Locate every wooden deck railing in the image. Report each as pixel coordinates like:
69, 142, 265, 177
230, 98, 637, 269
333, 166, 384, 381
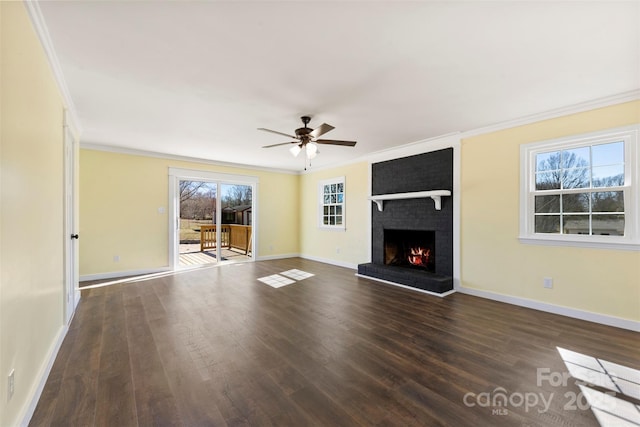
200, 224, 252, 255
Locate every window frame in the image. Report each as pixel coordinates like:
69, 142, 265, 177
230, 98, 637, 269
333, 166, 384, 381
318, 176, 346, 231
519, 125, 639, 250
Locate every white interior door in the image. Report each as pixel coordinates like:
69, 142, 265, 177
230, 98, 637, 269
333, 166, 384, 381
63, 115, 78, 324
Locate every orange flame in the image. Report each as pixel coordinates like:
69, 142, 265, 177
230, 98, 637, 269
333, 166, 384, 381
408, 247, 430, 266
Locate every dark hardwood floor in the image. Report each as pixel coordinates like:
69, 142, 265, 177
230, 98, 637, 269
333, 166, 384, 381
30, 258, 639, 426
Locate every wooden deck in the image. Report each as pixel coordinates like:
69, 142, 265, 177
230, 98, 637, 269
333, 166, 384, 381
31, 258, 640, 426
179, 244, 251, 267
179, 250, 217, 266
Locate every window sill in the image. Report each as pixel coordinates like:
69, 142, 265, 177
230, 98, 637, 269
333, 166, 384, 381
319, 226, 346, 232
518, 236, 640, 251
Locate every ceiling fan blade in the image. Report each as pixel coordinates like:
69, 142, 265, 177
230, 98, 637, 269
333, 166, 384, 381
315, 139, 357, 147
310, 123, 335, 138
262, 141, 296, 148
258, 128, 298, 139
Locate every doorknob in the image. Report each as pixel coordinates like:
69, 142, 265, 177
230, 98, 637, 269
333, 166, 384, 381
71, 234, 79, 240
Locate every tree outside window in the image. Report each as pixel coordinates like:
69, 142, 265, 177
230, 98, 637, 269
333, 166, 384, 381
318, 177, 346, 230
520, 125, 638, 250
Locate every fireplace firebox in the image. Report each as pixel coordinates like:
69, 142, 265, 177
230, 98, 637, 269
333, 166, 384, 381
384, 229, 435, 272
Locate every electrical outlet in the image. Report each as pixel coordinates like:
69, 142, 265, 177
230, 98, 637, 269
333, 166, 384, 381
543, 277, 553, 289
113, 255, 120, 262
8, 369, 14, 401
336, 247, 341, 254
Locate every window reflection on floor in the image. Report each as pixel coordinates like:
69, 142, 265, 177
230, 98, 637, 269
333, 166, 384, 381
557, 347, 640, 426
257, 269, 314, 288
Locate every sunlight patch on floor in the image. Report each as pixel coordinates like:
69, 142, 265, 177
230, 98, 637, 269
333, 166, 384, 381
556, 347, 640, 427
280, 269, 315, 280
257, 269, 314, 288
257, 274, 296, 288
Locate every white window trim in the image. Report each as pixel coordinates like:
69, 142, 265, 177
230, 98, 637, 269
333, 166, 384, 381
519, 124, 639, 251
318, 176, 346, 231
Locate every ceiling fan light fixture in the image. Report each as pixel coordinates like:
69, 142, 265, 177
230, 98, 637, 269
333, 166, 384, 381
290, 144, 302, 157
306, 142, 318, 159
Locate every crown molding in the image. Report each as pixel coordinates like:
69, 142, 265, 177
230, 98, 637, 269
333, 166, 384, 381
83, 89, 638, 177
298, 156, 369, 174
302, 92, 640, 173
309, 91, 640, 173
300, 132, 462, 175
365, 132, 462, 165
80, 143, 299, 175
460, 90, 640, 139
24, 0, 82, 134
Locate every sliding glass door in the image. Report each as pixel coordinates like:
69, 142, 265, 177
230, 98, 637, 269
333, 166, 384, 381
169, 168, 257, 269
220, 183, 253, 262
178, 180, 218, 267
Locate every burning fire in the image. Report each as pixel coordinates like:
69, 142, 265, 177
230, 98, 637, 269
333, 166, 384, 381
408, 247, 431, 267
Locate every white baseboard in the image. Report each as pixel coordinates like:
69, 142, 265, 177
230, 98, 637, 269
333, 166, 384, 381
458, 286, 640, 332
299, 254, 358, 270
79, 267, 171, 282
256, 253, 301, 261
19, 324, 68, 427
355, 273, 456, 298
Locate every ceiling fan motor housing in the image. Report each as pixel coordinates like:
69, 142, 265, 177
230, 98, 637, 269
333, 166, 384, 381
295, 127, 312, 139
295, 116, 313, 139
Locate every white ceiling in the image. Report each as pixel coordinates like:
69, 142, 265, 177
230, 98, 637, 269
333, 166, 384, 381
37, 1, 640, 172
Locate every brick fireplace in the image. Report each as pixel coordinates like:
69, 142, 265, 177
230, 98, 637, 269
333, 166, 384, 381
358, 148, 454, 294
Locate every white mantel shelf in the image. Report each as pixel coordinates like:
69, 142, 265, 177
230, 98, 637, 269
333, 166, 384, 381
369, 190, 452, 211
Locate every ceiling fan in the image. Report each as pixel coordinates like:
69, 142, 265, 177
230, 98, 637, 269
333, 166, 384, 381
259, 116, 357, 160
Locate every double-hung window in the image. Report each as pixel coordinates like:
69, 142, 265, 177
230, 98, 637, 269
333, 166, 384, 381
319, 177, 345, 230
520, 125, 639, 249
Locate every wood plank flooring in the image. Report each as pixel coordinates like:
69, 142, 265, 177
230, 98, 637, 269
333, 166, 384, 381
30, 258, 639, 426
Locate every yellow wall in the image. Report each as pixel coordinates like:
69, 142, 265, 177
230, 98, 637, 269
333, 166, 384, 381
299, 162, 370, 267
79, 150, 299, 275
1, 3, 66, 425
460, 100, 640, 322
